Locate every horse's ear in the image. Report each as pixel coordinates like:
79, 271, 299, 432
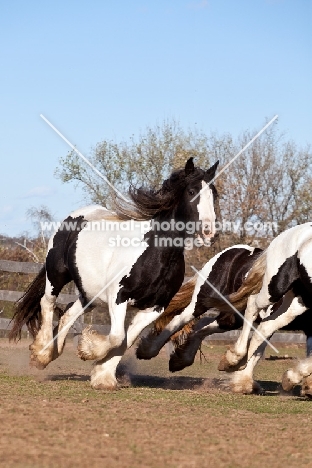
205, 160, 219, 182
185, 157, 195, 176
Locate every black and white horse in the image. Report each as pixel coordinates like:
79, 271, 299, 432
136, 243, 312, 391
197, 223, 312, 395
136, 245, 262, 362
169, 300, 312, 376
10, 158, 219, 389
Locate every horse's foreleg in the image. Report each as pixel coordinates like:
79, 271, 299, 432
230, 342, 267, 394
136, 302, 197, 359
169, 317, 224, 372
233, 292, 307, 394
91, 308, 160, 390
247, 291, 299, 359
220, 295, 260, 370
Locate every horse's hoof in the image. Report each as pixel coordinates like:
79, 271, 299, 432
29, 353, 48, 370
281, 370, 295, 392
252, 381, 265, 395
91, 380, 119, 391
77, 348, 97, 361
231, 374, 263, 394
218, 353, 247, 372
77, 339, 101, 360
218, 354, 238, 372
169, 359, 184, 373
77, 327, 106, 361
169, 353, 192, 373
218, 354, 231, 371
300, 375, 312, 398
116, 374, 131, 387
136, 338, 158, 360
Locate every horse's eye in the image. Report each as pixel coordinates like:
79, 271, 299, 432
188, 189, 195, 196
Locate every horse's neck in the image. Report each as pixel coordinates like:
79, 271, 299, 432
149, 213, 187, 239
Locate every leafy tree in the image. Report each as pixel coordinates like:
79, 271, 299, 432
26, 205, 54, 237
55, 118, 312, 266
55, 119, 218, 207
218, 125, 312, 247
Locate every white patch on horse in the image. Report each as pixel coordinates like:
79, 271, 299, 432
196, 181, 216, 246
225, 223, 312, 393
140, 244, 255, 358
69, 205, 111, 220
298, 238, 312, 281
75, 219, 151, 304
259, 304, 274, 320
258, 222, 312, 304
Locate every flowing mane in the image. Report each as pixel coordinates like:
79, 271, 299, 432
113, 166, 210, 221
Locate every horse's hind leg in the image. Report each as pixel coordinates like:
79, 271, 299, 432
54, 298, 85, 355
220, 294, 261, 370
29, 273, 73, 368
29, 283, 57, 369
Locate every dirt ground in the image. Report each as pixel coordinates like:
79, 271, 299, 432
1, 338, 312, 468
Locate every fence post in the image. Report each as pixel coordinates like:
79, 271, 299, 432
72, 286, 83, 347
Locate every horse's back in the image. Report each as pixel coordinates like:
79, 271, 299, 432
45, 205, 123, 298
267, 223, 312, 264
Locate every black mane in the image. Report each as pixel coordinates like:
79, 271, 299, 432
114, 165, 215, 220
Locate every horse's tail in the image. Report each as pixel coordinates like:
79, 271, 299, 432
152, 276, 197, 335
9, 265, 47, 341
202, 251, 268, 313
227, 250, 267, 310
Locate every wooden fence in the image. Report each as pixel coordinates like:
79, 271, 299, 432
0, 259, 84, 336
0, 259, 78, 304
0, 259, 306, 344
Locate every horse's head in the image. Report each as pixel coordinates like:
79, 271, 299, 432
177, 157, 219, 247
121, 157, 219, 247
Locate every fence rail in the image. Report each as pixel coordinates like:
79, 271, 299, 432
0, 259, 43, 274
0, 259, 307, 344
0, 259, 79, 336
0, 259, 78, 305
0, 289, 78, 305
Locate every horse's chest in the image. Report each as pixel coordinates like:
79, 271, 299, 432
116, 246, 185, 310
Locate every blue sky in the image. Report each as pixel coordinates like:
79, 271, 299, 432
0, 0, 311, 237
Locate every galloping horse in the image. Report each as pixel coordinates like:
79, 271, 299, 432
9, 158, 219, 390
136, 245, 262, 362
137, 244, 312, 378
195, 223, 312, 395
168, 299, 312, 375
